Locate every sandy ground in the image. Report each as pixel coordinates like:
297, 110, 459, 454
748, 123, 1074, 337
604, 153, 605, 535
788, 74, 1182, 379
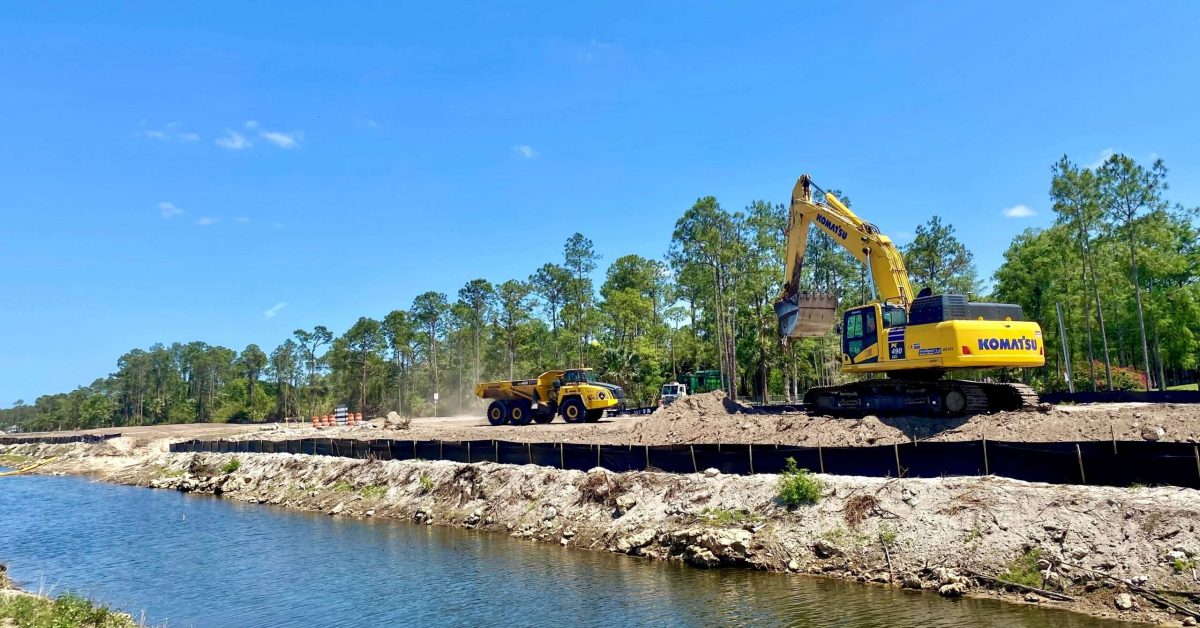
12, 393, 1200, 448
6, 438, 1200, 625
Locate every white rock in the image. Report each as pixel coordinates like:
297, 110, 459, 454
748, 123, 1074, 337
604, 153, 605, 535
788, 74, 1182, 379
704, 468, 720, 478
330, 502, 345, 515
1114, 593, 1134, 610
787, 560, 799, 571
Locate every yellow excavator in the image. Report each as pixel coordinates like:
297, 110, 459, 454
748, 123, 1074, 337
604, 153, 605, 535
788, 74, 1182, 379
774, 175, 1044, 416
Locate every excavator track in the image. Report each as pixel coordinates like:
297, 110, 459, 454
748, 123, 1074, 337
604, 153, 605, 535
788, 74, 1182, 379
804, 379, 1040, 418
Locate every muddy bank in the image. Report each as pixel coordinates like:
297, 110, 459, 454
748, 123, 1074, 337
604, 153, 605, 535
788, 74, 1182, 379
6, 439, 1200, 624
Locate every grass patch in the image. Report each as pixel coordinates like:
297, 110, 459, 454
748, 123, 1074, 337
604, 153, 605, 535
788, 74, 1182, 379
0, 454, 33, 468
1172, 557, 1197, 574
997, 548, 1045, 588
359, 485, 387, 499
330, 481, 354, 493
963, 525, 983, 543
1167, 383, 1198, 391
777, 457, 822, 507
878, 523, 897, 547
699, 508, 763, 527
0, 592, 136, 627
220, 458, 241, 474
418, 474, 434, 494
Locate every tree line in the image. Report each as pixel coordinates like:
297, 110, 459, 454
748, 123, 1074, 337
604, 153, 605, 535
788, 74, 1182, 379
4, 153, 1196, 431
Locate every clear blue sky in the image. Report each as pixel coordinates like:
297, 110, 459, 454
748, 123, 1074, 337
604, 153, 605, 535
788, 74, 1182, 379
2, 2, 1197, 405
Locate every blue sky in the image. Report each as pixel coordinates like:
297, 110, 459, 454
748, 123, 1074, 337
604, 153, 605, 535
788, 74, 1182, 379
2, 2, 1198, 404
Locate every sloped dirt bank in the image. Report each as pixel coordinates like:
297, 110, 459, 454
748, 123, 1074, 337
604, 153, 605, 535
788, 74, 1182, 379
5, 440, 1200, 625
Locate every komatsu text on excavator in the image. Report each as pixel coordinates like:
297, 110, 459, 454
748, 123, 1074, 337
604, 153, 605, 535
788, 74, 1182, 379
774, 175, 1044, 416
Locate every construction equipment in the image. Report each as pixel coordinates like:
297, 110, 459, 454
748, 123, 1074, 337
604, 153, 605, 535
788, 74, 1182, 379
774, 174, 1044, 416
683, 370, 723, 395
475, 368, 625, 425
659, 382, 688, 406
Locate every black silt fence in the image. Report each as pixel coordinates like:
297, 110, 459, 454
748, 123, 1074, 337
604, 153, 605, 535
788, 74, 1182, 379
0, 433, 121, 446
166, 437, 1200, 490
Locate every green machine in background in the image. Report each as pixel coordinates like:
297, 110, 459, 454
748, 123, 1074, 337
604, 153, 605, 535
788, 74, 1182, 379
684, 370, 723, 395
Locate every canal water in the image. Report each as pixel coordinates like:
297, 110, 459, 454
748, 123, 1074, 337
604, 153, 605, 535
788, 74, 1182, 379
0, 472, 1131, 627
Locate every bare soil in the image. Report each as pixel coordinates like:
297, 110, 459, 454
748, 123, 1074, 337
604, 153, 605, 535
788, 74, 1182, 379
14, 393, 1200, 448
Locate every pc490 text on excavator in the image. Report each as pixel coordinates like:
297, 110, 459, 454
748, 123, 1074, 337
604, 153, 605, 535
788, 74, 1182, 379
774, 175, 1044, 417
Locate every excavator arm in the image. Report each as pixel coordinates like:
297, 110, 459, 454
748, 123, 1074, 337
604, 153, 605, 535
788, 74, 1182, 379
775, 175, 915, 338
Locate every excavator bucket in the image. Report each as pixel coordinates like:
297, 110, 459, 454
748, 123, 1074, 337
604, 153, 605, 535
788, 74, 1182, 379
774, 291, 839, 338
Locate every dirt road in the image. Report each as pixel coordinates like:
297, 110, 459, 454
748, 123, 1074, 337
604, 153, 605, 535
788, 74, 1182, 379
13, 392, 1200, 447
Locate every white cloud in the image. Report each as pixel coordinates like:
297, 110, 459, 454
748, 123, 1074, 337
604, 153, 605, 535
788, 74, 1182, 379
513, 144, 537, 158
158, 201, 184, 218
142, 125, 200, 142
1002, 204, 1036, 218
363, 118, 380, 128
196, 216, 218, 226
244, 120, 259, 129
234, 216, 250, 223
1088, 148, 1115, 170
215, 131, 252, 150
260, 130, 304, 149
263, 302, 287, 319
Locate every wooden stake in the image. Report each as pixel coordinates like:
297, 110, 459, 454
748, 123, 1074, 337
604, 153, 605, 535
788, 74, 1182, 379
1076, 443, 1086, 485
1194, 446, 1200, 485
494, 439, 499, 463
893, 443, 903, 478
818, 441, 825, 474
1111, 423, 1118, 455
597, 444, 601, 469
982, 434, 990, 476
467, 441, 472, 464
559, 442, 564, 469
527, 442, 532, 465
645, 445, 650, 470
690, 445, 698, 473
749, 443, 755, 474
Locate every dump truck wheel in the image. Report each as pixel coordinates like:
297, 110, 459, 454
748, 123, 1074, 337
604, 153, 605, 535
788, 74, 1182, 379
486, 401, 508, 426
561, 397, 586, 423
532, 411, 554, 424
584, 409, 603, 422
509, 400, 533, 426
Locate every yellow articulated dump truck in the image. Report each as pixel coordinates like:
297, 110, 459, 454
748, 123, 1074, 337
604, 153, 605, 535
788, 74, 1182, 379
474, 368, 625, 425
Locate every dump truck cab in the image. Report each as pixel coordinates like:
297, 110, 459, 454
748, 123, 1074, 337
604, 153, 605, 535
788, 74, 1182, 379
475, 368, 624, 426
660, 382, 687, 406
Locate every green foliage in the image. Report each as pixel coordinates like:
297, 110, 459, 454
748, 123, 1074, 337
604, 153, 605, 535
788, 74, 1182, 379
359, 485, 387, 499
221, 458, 241, 474
0, 592, 136, 628
699, 508, 763, 527
903, 215, 979, 296
997, 548, 1044, 588
3, 152, 1198, 429
418, 474, 434, 494
777, 457, 822, 507
878, 523, 897, 547
330, 481, 354, 492
1172, 557, 1196, 574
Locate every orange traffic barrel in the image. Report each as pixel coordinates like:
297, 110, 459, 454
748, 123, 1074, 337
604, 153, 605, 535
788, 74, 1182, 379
312, 416, 319, 428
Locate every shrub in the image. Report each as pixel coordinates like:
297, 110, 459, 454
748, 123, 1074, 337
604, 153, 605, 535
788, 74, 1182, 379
0, 592, 135, 628
777, 457, 822, 507
221, 458, 241, 474
418, 474, 434, 494
700, 508, 762, 527
998, 548, 1044, 588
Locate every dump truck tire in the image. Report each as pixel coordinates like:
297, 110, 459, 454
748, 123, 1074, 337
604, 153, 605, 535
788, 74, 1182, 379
585, 409, 603, 422
509, 400, 533, 426
561, 397, 587, 423
533, 411, 554, 424
487, 401, 508, 426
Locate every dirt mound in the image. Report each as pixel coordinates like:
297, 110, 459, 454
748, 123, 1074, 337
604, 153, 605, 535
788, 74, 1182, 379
629, 391, 786, 444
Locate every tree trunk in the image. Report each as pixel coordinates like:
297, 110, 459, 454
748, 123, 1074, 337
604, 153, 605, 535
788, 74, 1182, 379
1129, 237, 1153, 390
